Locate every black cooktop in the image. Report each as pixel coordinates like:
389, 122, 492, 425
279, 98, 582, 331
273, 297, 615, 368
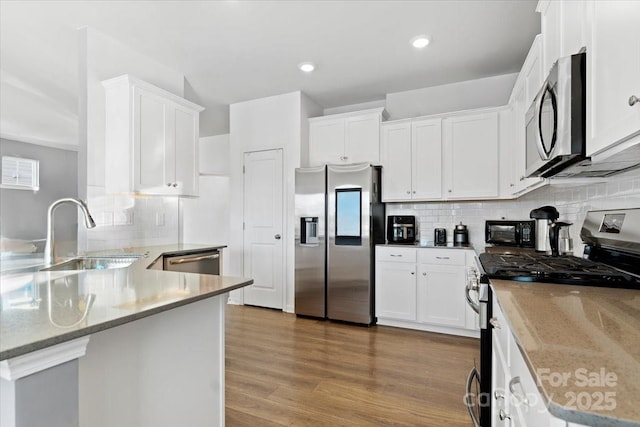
478, 252, 640, 289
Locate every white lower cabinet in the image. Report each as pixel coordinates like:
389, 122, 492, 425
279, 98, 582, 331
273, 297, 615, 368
376, 250, 417, 321
492, 294, 585, 427
375, 246, 478, 337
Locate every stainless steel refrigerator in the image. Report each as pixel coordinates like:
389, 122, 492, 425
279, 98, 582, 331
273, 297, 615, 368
294, 163, 385, 325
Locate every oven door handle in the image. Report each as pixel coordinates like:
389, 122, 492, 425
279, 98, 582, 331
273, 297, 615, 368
466, 282, 480, 314
465, 367, 481, 427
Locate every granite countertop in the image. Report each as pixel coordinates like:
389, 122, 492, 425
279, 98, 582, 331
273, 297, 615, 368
0, 244, 253, 361
492, 279, 640, 427
378, 243, 475, 251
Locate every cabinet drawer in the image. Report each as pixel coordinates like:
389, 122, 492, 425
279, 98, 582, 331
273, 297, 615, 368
491, 294, 509, 367
376, 246, 416, 263
418, 249, 466, 266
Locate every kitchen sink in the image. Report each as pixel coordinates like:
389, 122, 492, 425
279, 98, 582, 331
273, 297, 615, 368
40, 255, 142, 272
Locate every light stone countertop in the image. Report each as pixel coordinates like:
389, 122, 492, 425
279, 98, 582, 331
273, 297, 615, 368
492, 279, 640, 427
0, 244, 253, 361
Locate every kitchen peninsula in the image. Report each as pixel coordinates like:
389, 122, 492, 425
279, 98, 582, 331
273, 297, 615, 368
0, 245, 253, 427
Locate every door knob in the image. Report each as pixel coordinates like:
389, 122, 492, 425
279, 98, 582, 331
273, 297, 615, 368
274, 234, 281, 240
629, 95, 640, 106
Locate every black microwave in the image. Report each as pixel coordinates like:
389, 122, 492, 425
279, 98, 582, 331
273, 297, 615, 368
485, 220, 535, 247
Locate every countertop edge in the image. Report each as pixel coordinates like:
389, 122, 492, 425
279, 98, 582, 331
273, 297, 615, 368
0, 276, 252, 361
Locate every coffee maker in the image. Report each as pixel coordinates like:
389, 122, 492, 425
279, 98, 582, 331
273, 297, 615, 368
387, 216, 416, 244
529, 206, 571, 256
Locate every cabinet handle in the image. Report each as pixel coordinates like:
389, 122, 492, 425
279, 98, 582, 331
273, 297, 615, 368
509, 376, 529, 405
406, 190, 411, 194
435, 256, 450, 260
629, 95, 640, 106
172, 183, 178, 188
166, 183, 172, 187
410, 271, 415, 275
448, 189, 452, 193
422, 272, 427, 276
494, 390, 505, 400
519, 175, 525, 181
499, 409, 511, 421
343, 156, 349, 161
510, 183, 515, 187
389, 254, 403, 257
412, 190, 416, 194
489, 317, 500, 329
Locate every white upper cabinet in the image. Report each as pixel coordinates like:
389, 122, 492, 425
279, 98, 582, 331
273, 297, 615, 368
308, 108, 386, 166
412, 118, 443, 199
380, 121, 412, 201
103, 75, 204, 197
443, 111, 499, 199
539, 0, 587, 77
587, 0, 640, 156
380, 117, 442, 201
522, 35, 543, 109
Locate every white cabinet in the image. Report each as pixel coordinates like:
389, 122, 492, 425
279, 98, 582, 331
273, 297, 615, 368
443, 111, 499, 199
539, 0, 587, 77
491, 294, 579, 427
308, 108, 386, 166
523, 35, 543, 111
380, 118, 442, 201
587, 0, 640, 156
375, 247, 417, 321
416, 250, 467, 328
375, 247, 478, 337
103, 75, 204, 197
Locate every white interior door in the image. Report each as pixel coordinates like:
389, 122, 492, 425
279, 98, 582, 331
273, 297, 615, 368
243, 149, 284, 309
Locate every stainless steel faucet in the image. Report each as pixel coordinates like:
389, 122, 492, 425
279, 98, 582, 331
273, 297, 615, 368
44, 198, 97, 266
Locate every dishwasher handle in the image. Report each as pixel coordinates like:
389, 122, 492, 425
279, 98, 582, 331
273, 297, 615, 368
167, 253, 220, 265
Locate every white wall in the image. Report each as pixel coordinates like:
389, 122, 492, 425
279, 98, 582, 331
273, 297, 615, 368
385, 73, 518, 120
228, 91, 321, 311
386, 168, 640, 255
181, 134, 231, 273
77, 26, 185, 251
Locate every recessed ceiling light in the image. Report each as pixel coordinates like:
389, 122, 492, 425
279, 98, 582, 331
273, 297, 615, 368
299, 62, 315, 73
411, 35, 430, 49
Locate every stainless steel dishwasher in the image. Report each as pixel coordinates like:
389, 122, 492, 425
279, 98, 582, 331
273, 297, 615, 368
162, 249, 221, 275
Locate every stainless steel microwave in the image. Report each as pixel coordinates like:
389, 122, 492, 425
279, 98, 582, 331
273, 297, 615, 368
525, 52, 586, 178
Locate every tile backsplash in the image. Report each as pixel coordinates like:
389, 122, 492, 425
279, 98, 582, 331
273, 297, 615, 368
387, 168, 640, 255
84, 185, 179, 251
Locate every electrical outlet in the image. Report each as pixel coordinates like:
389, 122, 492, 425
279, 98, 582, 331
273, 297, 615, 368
156, 212, 165, 227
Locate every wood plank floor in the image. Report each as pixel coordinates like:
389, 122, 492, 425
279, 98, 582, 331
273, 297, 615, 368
225, 305, 479, 426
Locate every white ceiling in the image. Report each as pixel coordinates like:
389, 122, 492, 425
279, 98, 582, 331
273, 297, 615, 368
0, 0, 540, 144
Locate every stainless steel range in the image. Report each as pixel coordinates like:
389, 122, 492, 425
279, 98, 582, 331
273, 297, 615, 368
479, 208, 640, 288
465, 208, 640, 427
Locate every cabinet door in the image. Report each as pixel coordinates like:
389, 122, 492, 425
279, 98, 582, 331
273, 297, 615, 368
588, 0, 640, 156
417, 263, 466, 327
443, 112, 499, 199
509, 83, 543, 195
376, 261, 417, 320
308, 118, 345, 166
346, 113, 380, 165
523, 35, 543, 109
412, 118, 442, 199
173, 104, 199, 196
380, 122, 412, 201
134, 86, 170, 193
540, 0, 561, 77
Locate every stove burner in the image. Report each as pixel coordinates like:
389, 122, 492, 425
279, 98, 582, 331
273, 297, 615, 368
478, 252, 640, 289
